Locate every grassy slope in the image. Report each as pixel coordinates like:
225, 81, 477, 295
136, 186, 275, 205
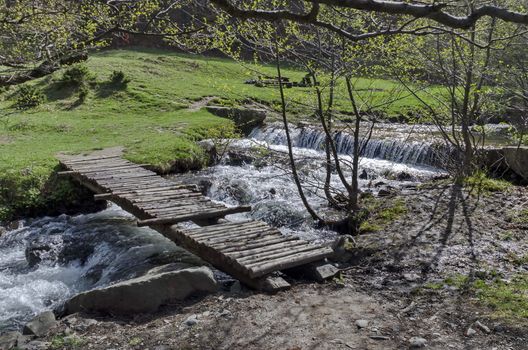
0, 48, 436, 221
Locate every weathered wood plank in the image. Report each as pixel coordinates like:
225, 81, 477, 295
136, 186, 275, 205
247, 247, 334, 278
137, 206, 252, 226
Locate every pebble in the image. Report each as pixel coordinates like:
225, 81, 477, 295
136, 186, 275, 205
355, 319, 369, 329
369, 335, 390, 340
409, 337, 427, 348
403, 273, 421, 282
474, 320, 491, 334
219, 310, 232, 318
183, 315, 198, 327
466, 327, 477, 337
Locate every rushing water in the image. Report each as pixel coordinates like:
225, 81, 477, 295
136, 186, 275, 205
250, 123, 449, 167
0, 123, 449, 332
0, 205, 201, 332
178, 125, 447, 243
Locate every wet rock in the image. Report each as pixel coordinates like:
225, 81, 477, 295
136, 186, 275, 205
409, 337, 427, 348
22, 311, 57, 337
65, 266, 218, 315
355, 319, 369, 329
25, 237, 62, 267
359, 169, 368, 179
396, 172, 415, 181
226, 179, 252, 204
0, 331, 20, 350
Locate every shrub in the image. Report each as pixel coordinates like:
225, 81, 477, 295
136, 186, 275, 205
60, 64, 93, 87
14, 85, 45, 109
109, 70, 130, 87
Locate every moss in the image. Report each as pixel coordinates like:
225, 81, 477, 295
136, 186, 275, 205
359, 197, 408, 234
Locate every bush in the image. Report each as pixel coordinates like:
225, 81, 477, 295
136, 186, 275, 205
60, 64, 93, 87
109, 70, 130, 87
14, 85, 45, 109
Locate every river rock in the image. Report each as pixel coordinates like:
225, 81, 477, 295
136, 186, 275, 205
20, 340, 50, 350
25, 237, 62, 267
0, 331, 20, 350
22, 311, 57, 337
205, 106, 267, 134
502, 146, 528, 180
409, 336, 427, 348
64, 266, 218, 315
355, 319, 369, 329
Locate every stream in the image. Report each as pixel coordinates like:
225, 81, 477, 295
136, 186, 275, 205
0, 123, 448, 331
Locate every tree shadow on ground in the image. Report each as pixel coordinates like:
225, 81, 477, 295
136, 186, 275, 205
94, 81, 128, 99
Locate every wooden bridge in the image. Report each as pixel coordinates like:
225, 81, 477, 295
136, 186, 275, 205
57, 148, 334, 291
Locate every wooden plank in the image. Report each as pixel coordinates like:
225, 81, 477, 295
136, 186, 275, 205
191, 226, 275, 243
225, 240, 306, 259
60, 155, 123, 164
238, 244, 323, 265
191, 227, 277, 245
182, 220, 259, 235
219, 236, 298, 253
137, 206, 252, 226
247, 247, 334, 278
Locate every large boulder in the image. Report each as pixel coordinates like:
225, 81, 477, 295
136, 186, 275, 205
503, 146, 528, 180
22, 311, 57, 337
206, 106, 267, 134
64, 266, 218, 315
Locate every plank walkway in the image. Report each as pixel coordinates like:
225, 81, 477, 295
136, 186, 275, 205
57, 149, 333, 289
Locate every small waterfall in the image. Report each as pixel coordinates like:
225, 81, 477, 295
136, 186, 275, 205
251, 124, 446, 168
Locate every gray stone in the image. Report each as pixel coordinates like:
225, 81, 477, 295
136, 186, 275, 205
403, 273, 421, 282
205, 106, 267, 134
503, 147, 528, 180
355, 319, 369, 329
0, 331, 20, 350
20, 340, 50, 350
22, 311, 57, 337
474, 320, 491, 334
312, 263, 340, 282
230, 281, 242, 294
465, 327, 477, 337
409, 337, 427, 348
183, 315, 198, 327
65, 266, 218, 315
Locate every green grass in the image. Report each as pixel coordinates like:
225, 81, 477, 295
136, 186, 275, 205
424, 273, 528, 323
0, 48, 436, 222
359, 197, 408, 234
